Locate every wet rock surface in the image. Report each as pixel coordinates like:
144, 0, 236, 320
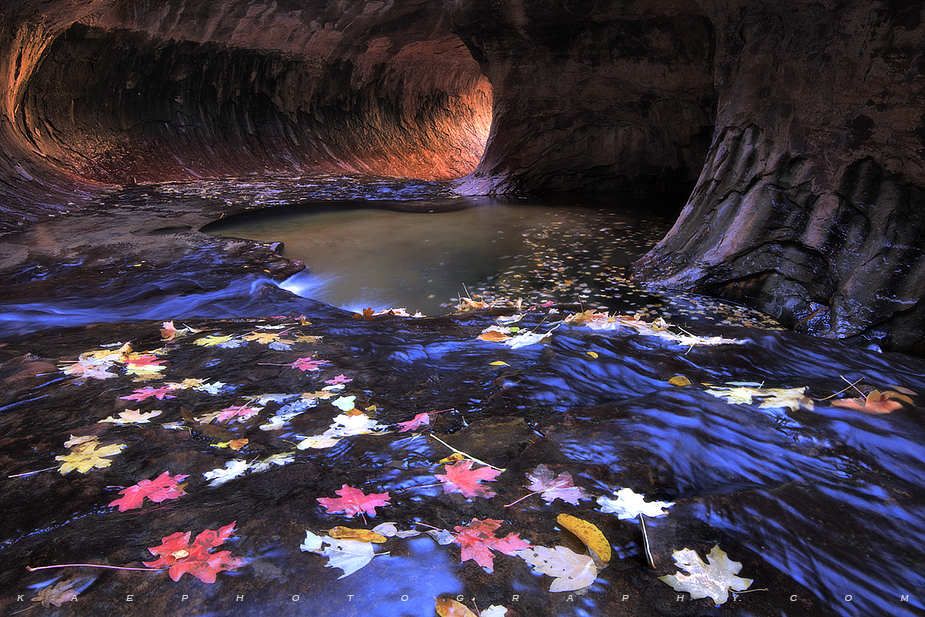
1, 303, 924, 616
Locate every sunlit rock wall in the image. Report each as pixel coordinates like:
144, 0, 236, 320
633, 1, 925, 352
0, 0, 491, 226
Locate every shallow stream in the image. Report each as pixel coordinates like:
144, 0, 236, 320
0, 176, 923, 617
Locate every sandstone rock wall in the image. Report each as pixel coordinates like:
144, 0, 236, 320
634, 0, 925, 351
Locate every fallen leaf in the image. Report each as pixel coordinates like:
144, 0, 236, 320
120, 385, 176, 401
481, 606, 509, 617
214, 404, 261, 423
669, 375, 691, 386
489, 361, 510, 366
300, 530, 380, 578
291, 356, 331, 372
659, 545, 753, 606
831, 389, 910, 414
194, 334, 244, 348
31, 577, 88, 607
397, 411, 431, 433
435, 460, 502, 498
516, 545, 597, 592
452, 518, 530, 572
143, 521, 245, 583
523, 464, 589, 505
478, 328, 511, 342
436, 598, 478, 617
586, 351, 599, 359
98, 409, 163, 424
325, 526, 388, 543
318, 485, 391, 518
597, 488, 674, 519
556, 513, 611, 564
109, 471, 188, 512
56, 440, 126, 474
203, 459, 251, 486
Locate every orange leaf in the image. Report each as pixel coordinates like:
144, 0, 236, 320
436, 598, 478, 617
478, 330, 510, 342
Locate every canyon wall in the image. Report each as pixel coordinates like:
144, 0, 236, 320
1, 0, 924, 351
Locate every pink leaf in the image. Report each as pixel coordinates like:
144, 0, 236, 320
291, 357, 331, 372
435, 460, 501, 498
525, 464, 589, 505
324, 374, 353, 385
120, 386, 176, 401
318, 484, 390, 518
109, 471, 188, 512
397, 412, 431, 433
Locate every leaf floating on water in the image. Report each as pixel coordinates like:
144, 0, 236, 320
516, 545, 597, 592
478, 328, 511, 343
489, 360, 510, 366
669, 375, 691, 386
435, 598, 479, 617
556, 513, 611, 564
658, 544, 753, 606
597, 488, 674, 519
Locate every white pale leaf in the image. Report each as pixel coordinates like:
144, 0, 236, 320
202, 459, 251, 486
300, 530, 325, 553
481, 606, 508, 617
597, 487, 674, 519
516, 545, 597, 592
658, 545, 753, 606
504, 330, 550, 349
322, 538, 377, 578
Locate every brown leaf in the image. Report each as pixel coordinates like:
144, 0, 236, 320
478, 330, 511, 342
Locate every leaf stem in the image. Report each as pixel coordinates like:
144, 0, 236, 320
428, 435, 505, 472
27, 564, 161, 572
639, 514, 655, 569
8, 467, 57, 478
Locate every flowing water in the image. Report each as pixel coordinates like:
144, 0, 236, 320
0, 176, 923, 617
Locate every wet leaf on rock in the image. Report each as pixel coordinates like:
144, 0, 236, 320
56, 438, 126, 474
831, 389, 912, 414
516, 545, 597, 592
109, 471, 188, 512
31, 577, 89, 607
522, 464, 590, 505
318, 484, 391, 519
556, 513, 611, 564
203, 459, 251, 486
658, 544, 753, 606
435, 460, 502, 498
300, 531, 380, 578
435, 598, 478, 617
98, 409, 163, 424
143, 521, 245, 583
452, 518, 530, 572
597, 488, 674, 519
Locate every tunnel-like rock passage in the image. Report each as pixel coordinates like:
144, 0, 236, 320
2, 0, 925, 353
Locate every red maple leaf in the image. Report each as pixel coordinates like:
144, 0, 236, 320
109, 471, 188, 512
435, 460, 502, 498
120, 385, 176, 401
318, 484, 390, 518
143, 521, 245, 583
291, 357, 330, 372
125, 354, 165, 367
397, 412, 431, 433
452, 518, 530, 572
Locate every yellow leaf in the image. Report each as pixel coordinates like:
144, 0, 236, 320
56, 441, 126, 474
489, 361, 509, 366
586, 351, 599, 359
556, 513, 611, 564
439, 452, 468, 465
669, 375, 691, 387
435, 598, 478, 617
325, 527, 388, 544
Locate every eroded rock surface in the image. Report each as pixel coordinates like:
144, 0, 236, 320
1, 0, 925, 350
